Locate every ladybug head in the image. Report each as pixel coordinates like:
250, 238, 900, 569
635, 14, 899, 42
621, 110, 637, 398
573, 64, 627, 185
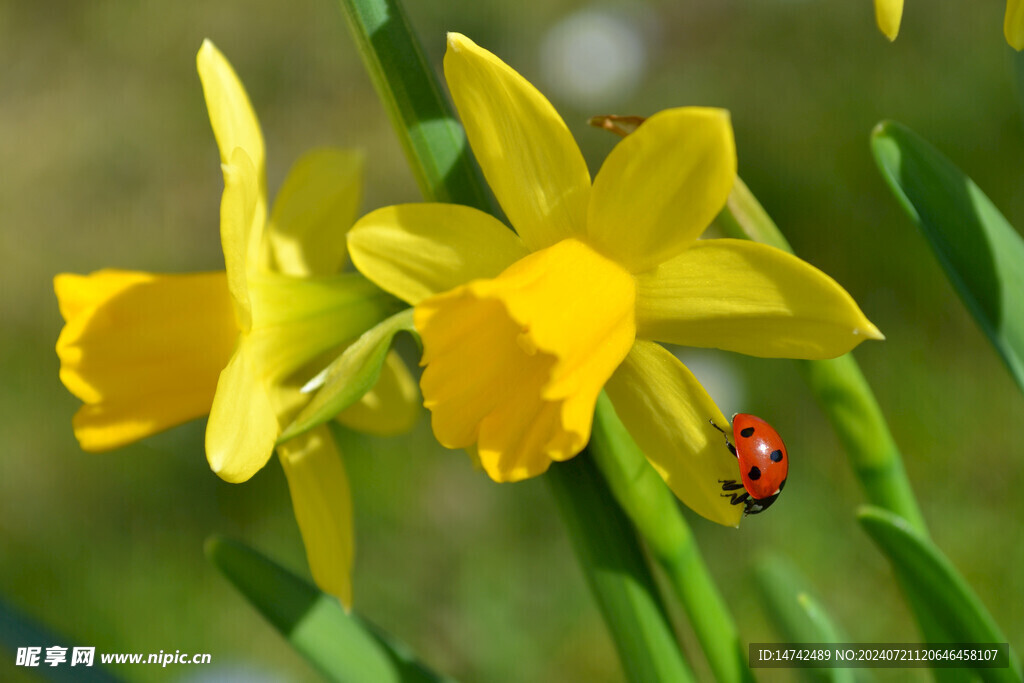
744, 478, 786, 515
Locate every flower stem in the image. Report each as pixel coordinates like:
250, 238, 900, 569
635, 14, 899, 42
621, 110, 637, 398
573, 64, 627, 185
715, 176, 927, 534
590, 393, 754, 683
546, 452, 696, 683
337, 0, 492, 211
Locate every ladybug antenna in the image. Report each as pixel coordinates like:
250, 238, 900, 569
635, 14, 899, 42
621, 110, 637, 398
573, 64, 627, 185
709, 418, 737, 457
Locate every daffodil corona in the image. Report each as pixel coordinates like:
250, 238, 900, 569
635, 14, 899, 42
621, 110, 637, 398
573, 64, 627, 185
349, 33, 884, 527
874, 0, 1024, 49
55, 41, 418, 604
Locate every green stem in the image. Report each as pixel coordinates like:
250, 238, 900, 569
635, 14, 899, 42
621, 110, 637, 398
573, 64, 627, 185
590, 393, 754, 683
337, 0, 692, 677
337, 0, 491, 210
546, 453, 695, 683
716, 177, 928, 535
799, 356, 926, 532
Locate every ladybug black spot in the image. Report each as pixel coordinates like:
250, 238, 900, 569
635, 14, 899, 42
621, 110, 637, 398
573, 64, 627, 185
740, 427, 755, 438
748, 465, 761, 480
770, 449, 783, 462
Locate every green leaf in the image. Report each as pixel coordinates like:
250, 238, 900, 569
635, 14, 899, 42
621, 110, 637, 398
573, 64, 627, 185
545, 455, 696, 683
754, 556, 856, 683
857, 507, 1022, 683
205, 536, 450, 683
280, 308, 416, 442
872, 120, 1024, 396
338, 0, 492, 211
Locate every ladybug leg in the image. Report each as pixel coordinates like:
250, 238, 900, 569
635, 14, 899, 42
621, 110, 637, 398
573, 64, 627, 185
709, 419, 737, 457
718, 479, 748, 506
721, 490, 749, 507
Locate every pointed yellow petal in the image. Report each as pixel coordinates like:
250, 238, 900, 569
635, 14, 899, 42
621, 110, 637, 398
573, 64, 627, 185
268, 149, 364, 277
875, 0, 903, 41
278, 426, 354, 607
588, 108, 737, 272
348, 203, 530, 305
415, 238, 635, 482
1007, 0, 1024, 50
636, 239, 883, 359
206, 341, 279, 482
444, 33, 590, 251
197, 39, 266, 177
54, 270, 237, 451
605, 340, 743, 527
336, 350, 420, 436
220, 148, 262, 331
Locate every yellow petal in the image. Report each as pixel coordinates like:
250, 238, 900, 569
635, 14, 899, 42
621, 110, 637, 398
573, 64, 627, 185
444, 33, 590, 251
604, 340, 743, 527
348, 203, 530, 305
197, 39, 266, 178
415, 238, 635, 482
54, 270, 237, 451
1007, 0, 1024, 50
278, 426, 354, 607
875, 0, 903, 41
206, 340, 279, 482
587, 108, 737, 272
268, 148, 364, 277
336, 350, 420, 435
220, 148, 263, 331
635, 239, 883, 359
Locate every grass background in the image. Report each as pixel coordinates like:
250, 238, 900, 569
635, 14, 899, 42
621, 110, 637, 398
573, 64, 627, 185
1, 0, 1021, 680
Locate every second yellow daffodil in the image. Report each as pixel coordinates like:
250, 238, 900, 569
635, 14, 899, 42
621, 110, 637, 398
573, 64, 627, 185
55, 41, 418, 604
349, 33, 883, 527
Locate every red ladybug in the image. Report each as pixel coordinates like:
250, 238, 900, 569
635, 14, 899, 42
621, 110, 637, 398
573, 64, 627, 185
711, 414, 788, 515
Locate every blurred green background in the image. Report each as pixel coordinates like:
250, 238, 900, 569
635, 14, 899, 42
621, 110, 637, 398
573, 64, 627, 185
1, 0, 1022, 681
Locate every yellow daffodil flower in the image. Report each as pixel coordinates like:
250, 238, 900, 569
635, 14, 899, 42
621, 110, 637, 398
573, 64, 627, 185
348, 33, 883, 527
55, 40, 418, 604
875, 0, 1024, 49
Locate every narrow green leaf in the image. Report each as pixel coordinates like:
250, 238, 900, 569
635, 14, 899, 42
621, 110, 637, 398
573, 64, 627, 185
872, 120, 1024, 395
0, 597, 122, 682
589, 393, 752, 683
892, 569, 975, 683
857, 507, 1022, 683
754, 556, 856, 683
280, 308, 416, 442
205, 536, 449, 683
338, 0, 492, 211
545, 454, 696, 683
